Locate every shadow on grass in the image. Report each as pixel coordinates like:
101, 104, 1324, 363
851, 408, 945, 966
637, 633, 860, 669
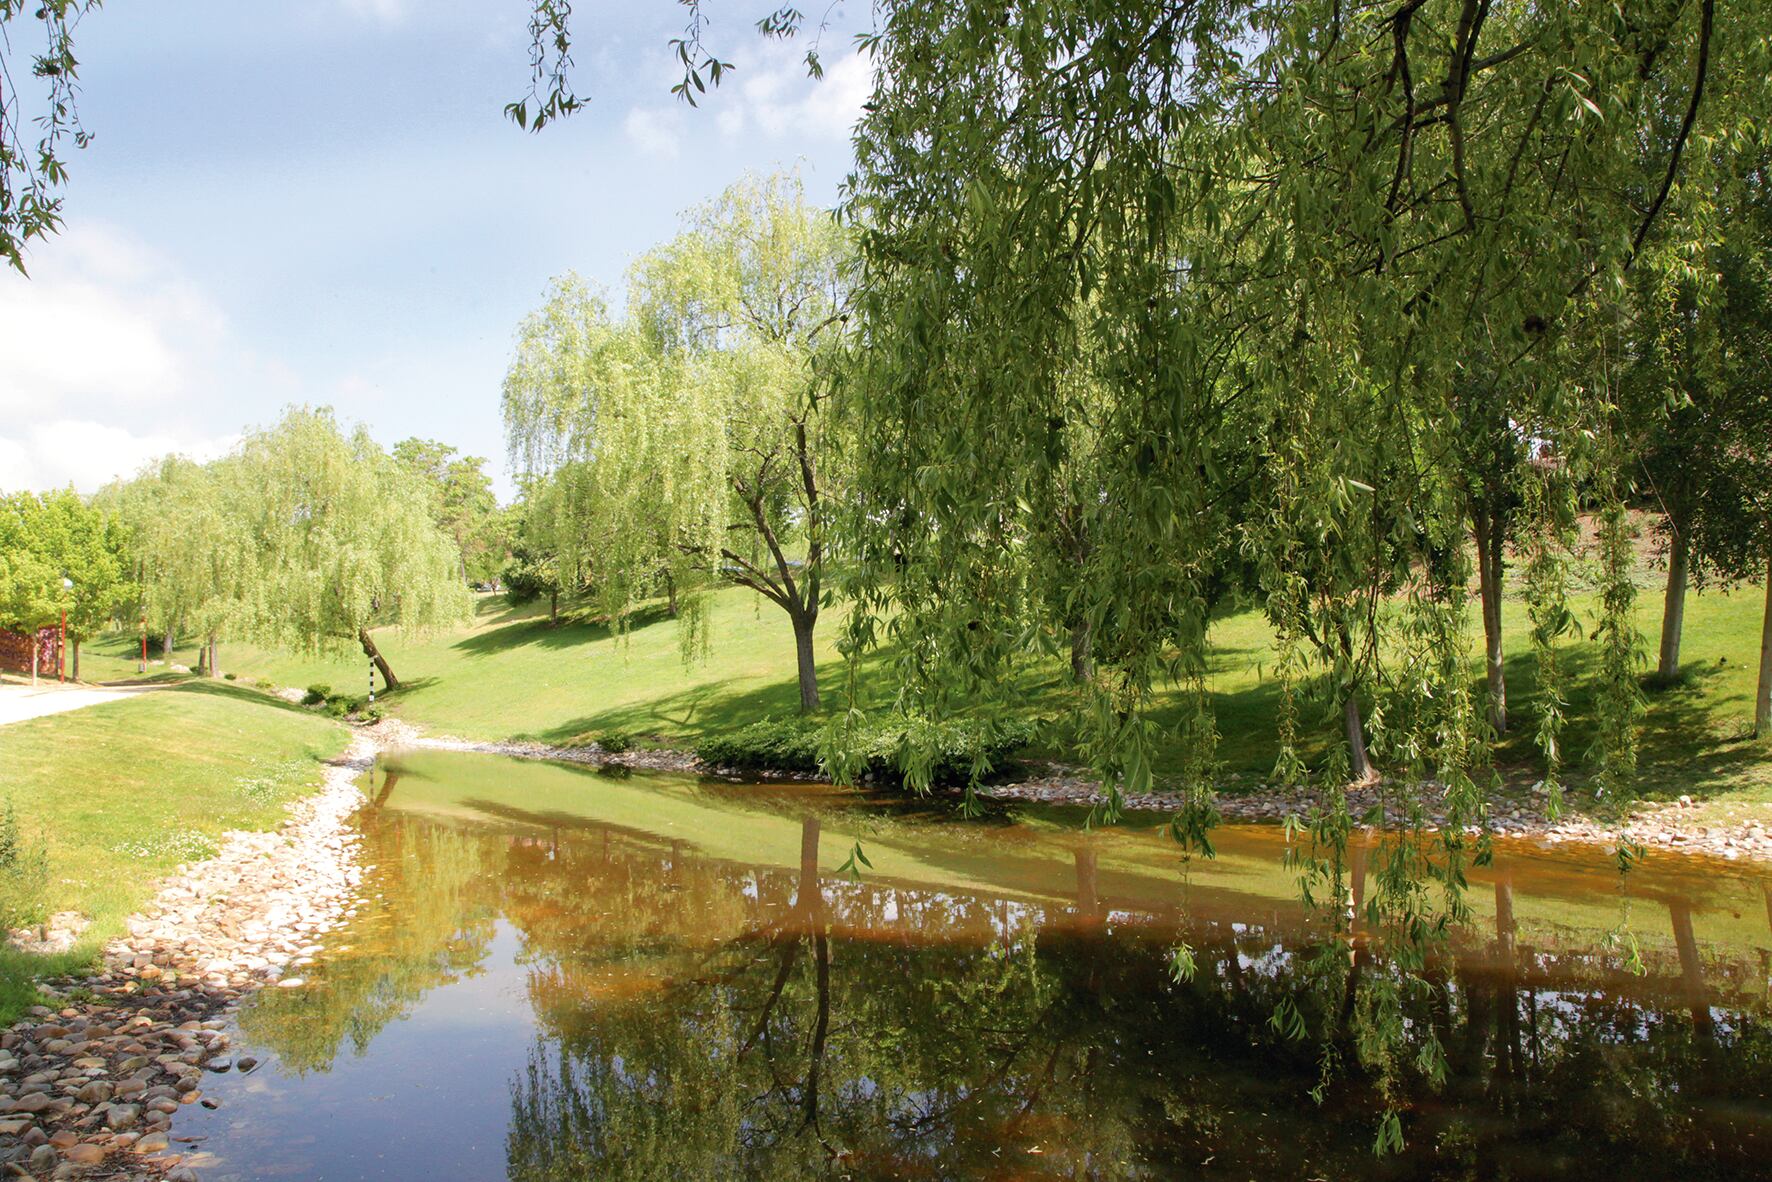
450, 602, 679, 657
158, 677, 313, 714
523, 648, 902, 746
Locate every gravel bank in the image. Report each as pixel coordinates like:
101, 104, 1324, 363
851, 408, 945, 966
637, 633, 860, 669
0, 732, 375, 1180
376, 719, 1772, 864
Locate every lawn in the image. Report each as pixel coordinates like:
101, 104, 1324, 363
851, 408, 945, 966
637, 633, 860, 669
0, 683, 347, 1021
80, 574, 1771, 809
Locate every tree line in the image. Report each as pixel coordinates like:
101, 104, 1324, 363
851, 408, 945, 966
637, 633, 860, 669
1, 410, 498, 690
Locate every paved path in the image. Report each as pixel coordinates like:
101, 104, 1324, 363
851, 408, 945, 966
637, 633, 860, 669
0, 681, 163, 727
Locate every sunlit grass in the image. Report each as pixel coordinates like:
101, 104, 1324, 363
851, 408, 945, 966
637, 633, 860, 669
0, 685, 347, 1021
80, 577, 1771, 805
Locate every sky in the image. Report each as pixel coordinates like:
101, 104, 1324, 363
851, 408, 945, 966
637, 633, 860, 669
0, 1, 872, 500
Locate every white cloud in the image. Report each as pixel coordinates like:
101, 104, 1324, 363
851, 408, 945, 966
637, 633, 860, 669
0, 222, 288, 493
715, 42, 872, 143
624, 107, 685, 159
0, 420, 236, 494
622, 41, 872, 159
0, 224, 227, 417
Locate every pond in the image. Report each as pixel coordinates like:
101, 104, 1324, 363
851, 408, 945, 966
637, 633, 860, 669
173, 749, 1772, 1180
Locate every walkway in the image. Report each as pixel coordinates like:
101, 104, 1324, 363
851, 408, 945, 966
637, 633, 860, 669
0, 680, 163, 726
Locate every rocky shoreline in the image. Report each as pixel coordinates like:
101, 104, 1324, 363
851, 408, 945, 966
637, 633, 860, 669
389, 721, 1772, 865
0, 733, 375, 1180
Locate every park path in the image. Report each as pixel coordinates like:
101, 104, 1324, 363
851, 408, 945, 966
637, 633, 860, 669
0, 680, 164, 727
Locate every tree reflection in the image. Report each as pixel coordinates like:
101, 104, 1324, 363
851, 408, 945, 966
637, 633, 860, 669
234, 796, 1772, 1179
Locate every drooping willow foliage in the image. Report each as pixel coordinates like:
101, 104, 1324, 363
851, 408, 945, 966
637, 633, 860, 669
831, 0, 1767, 1145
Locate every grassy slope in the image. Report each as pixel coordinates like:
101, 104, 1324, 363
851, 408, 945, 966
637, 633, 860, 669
0, 684, 347, 1020
83, 574, 1770, 807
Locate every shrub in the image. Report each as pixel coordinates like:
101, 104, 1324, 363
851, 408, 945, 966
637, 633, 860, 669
695, 717, 823, 774
223, 672, 237, 681
0, 800, 49, 931
302, 684, 331, 706
694, 715, 1038, 788
594, 731, 633, 754
326, 695, 365, 719
255, 678, 275, 690
362, 706, 385, 724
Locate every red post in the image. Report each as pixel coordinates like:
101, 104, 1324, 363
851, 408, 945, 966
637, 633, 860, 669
58, 611, 66, 682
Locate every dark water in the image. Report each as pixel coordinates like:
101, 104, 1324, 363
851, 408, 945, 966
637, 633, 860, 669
174, 750, 1772, 1180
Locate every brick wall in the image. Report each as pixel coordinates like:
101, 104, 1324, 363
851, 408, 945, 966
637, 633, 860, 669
0, 627, 61, 676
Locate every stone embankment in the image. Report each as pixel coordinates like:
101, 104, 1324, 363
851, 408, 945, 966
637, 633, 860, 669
990, 766, 1772, 861
0, 733, 375, 1180
388, 718, 1772, 864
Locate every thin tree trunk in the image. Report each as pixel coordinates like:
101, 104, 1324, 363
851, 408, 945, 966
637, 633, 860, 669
162, 629, 173, 661
1756, 555, 1772, 740
1343, 694, 1373, 782
1474, 508, 1507, 733
664, 570, 678, 617
1658, 527, 1690, 683
549, 590, 558, 625
358, 627, 400, 691
195, 642, 207, 677
71, 640, 80, 682
792, 609, 820, 713
1070, 619, 1094, 684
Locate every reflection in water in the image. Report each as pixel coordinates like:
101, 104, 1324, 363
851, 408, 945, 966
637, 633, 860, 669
200, 752, 1772, 1180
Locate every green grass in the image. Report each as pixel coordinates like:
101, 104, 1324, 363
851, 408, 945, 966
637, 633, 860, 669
81, 575, 1772, 808
0, 683, 347, 1021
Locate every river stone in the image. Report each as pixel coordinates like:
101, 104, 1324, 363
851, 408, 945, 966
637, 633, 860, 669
103, 1103, 139, 1130
63, 1142, 106, 1165
75, 1081, 112, 1103
136, 1131, 170, 1154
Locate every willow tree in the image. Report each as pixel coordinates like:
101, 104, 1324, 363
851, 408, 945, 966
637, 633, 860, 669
830, 0, 1754, 1146
505, 174, 848, 712
229, 407, 470, 690
100, 456, 248, 673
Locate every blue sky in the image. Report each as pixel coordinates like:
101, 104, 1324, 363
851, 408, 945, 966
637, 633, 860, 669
0, 1, 870, 499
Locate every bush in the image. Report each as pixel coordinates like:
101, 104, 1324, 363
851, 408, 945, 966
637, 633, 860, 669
302, 684, 331, 706
694, 715, 1038, 788
594, 731, 633, 754
326, 695, 365, 719
695, 717, 823, 774
255, 678, 275, 690
223, 672, 237, 681
361, 706, 385, 725
0, 799, 48, 931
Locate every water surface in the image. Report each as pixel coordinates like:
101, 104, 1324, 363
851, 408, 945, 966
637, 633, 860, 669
176, 750, 1772, 1179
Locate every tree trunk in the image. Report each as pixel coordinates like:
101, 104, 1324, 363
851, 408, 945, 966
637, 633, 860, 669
195, 642, 207, 677
1070, 619, 1094, 684
1473, 508, 1507, 734
71, 640, 80, 682
1658, 527, 1690, 683
1343, 694, 1373, 783
162, 629, 173, 661
549, 590, 558, 625
792, 609, 820, 713
358, 627, 400, 691
664, 570, 678, 618
1756, 555, 1772, 740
